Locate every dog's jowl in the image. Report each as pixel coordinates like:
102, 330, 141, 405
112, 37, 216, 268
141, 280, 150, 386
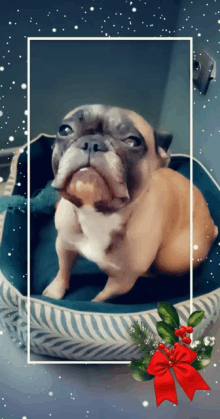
42, 104, 218, 302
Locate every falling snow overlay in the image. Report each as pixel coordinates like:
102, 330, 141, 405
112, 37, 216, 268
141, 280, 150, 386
0, 0, 220, 418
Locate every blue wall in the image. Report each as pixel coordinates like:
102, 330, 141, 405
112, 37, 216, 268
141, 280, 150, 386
159, 40, 190, 155
30, 40, 177, 139
160, 0, 220, 185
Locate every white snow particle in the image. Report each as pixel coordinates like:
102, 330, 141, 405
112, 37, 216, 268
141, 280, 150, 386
193, 244, 199, 250
90, 7, 94, 11
132, 7, 137, 12
9, 136, 14, 141
0, 111, 3, 117
49, 391, 53, 396
21, 83, 27, 89
52, 28, 57, 32
198, 33, 201, 36
8, 253, 11, 256
0, 177, 3, 183
74, 25, 78, 29
142, 401, 149, 407
0, 67, 4, 71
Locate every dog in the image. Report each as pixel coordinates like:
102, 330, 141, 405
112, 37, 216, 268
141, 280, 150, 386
42, 104, 218, 302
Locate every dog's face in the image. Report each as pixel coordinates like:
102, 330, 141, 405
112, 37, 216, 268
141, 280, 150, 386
51, 104, 172, 213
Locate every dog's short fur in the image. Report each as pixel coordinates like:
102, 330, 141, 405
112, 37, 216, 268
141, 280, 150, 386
43, 104, 218, 302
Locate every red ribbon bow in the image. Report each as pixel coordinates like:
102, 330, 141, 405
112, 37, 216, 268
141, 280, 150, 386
147, 344, 210, 406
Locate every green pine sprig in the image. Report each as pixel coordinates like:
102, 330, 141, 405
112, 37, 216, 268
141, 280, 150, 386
128, 321, 160, 358
128, 321, 160, 381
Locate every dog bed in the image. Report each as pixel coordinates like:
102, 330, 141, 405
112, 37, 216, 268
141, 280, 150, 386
0, 134, 219, 361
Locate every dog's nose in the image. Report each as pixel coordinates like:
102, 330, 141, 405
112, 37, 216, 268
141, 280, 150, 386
76, 137, 108, 153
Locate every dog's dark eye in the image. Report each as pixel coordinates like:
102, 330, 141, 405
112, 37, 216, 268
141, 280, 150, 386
59, 125, 73, 137
124, 136, 141, 147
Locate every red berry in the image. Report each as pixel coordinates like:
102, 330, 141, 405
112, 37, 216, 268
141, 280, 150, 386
165, 348, 171, 356
170, 348, 175, 354
174, 329, 180, 336
158, 342, 165, 350
174, 342, 180, 348
182, 336, 191, 344
169, 362, 174, 367
180, 326, 186, 331
179, 326, 187, 337
169, 355, 175, 362
186, 326, 193, 333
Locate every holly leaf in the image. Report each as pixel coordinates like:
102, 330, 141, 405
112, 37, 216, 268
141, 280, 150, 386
187, 311, 204, 327
129, 358, 154, 381
156, 321, 178, 345
191, 346, 213, 370
157, 301, 179, 328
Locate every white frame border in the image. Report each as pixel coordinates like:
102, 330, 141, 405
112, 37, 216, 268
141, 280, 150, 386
27, 37, 193, 364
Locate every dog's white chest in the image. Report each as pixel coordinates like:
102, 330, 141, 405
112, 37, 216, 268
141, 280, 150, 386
74, 206, 122, 264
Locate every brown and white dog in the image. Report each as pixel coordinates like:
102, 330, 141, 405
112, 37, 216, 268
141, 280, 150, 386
42, 104, 218, 302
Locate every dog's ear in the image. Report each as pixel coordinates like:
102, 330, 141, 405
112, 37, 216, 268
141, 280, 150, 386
154, 131, 173, 152
154, 131, 173, 167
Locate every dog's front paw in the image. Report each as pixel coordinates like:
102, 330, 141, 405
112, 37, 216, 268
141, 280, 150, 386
91, 292, 106, 303
42, 275, 69, 300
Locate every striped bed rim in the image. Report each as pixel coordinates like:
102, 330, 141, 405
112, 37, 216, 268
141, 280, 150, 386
0, 270, 220, 361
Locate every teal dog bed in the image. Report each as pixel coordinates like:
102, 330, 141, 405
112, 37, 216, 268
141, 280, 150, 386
0, 134, 219, 361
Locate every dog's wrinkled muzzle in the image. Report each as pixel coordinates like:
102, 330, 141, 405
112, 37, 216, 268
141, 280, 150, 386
51, 139, 130, 206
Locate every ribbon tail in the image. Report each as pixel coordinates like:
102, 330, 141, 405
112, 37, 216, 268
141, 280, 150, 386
174, 365, 211, 401
154, 370, 178, 407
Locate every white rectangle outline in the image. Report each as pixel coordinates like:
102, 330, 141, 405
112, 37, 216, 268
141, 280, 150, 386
27, 37, 193, 364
